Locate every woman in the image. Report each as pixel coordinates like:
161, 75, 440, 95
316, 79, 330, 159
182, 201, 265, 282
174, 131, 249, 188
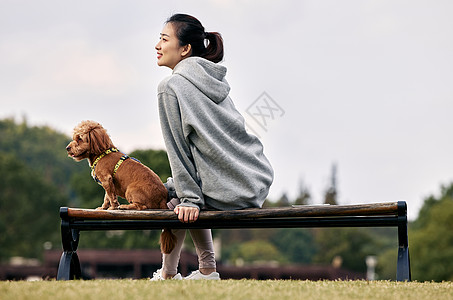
152, 14, 274, 280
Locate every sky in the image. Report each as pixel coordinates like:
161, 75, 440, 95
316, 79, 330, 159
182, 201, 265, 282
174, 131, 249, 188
1, 0, 452, 220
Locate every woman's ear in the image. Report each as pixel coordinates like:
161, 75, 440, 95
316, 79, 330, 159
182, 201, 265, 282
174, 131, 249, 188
181, 44, 192, 57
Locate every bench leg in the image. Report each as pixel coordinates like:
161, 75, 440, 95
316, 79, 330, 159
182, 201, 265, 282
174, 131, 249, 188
397, 246, 411, 281
57, 210, 82, 280
57, 251, 82, 280
396, 201, 411, 281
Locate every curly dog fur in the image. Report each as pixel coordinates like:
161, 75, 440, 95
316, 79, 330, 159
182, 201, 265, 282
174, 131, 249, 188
66, 120, 176, 253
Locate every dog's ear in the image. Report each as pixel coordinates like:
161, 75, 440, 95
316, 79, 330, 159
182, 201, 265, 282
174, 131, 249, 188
89, 127, 113, 154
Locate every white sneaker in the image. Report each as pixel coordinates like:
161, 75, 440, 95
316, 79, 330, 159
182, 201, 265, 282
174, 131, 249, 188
184, 270, 220, 280
150, 269, 182, 281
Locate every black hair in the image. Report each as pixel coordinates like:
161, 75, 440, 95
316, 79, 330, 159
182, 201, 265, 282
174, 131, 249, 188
166, 14, 224, 63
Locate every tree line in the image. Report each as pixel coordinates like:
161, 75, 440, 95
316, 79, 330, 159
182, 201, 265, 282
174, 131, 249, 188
0, 117, 452, 281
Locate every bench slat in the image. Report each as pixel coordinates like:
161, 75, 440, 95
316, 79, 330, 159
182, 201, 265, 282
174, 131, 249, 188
66, 202, 399, 221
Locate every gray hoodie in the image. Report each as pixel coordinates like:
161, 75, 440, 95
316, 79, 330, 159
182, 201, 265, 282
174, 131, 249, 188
158, 57, 274, 210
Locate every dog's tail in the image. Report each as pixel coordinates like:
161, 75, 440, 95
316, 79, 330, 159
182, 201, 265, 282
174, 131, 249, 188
160, 228, 177, 254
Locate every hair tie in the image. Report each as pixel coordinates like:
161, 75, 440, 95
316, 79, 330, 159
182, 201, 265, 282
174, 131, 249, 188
203, 32, 210, 48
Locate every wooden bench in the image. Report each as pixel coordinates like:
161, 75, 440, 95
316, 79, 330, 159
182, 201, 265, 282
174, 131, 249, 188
56, 201, 411, 281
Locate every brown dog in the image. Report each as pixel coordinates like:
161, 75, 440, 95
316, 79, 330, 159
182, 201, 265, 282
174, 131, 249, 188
66, 120, 176, 253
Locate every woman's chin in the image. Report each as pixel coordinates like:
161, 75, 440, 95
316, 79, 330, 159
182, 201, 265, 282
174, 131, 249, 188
157, 58, 166, 67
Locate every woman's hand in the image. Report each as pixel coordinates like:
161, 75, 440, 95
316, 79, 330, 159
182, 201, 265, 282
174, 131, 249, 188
174, 205, 199, 223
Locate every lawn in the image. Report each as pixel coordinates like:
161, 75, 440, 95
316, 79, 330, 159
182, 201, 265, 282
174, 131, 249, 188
1, 280, 452, 300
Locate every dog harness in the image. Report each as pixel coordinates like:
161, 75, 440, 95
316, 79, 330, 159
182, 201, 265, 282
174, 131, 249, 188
90, 148, 140, 186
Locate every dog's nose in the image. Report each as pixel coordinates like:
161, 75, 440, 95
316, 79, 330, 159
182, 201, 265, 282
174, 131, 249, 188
66, 145, 71, 151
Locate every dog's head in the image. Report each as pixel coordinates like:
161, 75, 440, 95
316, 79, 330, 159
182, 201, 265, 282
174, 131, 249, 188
66, 120, 115, 161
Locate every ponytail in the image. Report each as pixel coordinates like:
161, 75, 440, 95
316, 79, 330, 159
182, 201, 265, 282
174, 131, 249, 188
166, 14, 224, 63
204, 32, 224, 63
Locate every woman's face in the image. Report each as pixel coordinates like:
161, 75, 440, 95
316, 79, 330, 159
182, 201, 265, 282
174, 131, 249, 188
155, 23, 191, 69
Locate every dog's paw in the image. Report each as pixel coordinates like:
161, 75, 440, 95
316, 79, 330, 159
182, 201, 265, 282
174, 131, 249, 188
95, 207, 106, 210
107, 206, 119, 210
118, 204, 135, 210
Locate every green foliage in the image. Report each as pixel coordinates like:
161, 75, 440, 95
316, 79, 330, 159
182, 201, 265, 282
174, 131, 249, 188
0, 152, 67, 261
219, 229, 275, 263
230, 240, 284, 264
412, 184, 453, 231
219, 228, 318, 266
324, 163, 338, 205
313, 228, 376, 272
275, 193, 291, 206
129, 149, 172, 182
294, 189, 310, 205
0, 118, 85, 194
410, 185, 453, 281
69, 171, 104, 208
270, 228, 317, 264
77, 230, 162, 250
376, 248, 397, 280
0, 118, 78, 261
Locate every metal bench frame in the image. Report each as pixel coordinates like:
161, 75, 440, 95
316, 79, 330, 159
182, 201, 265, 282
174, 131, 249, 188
56, 201, 411, 281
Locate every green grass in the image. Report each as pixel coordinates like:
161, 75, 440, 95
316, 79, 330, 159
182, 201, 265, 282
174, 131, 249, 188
1, 280, 452, 300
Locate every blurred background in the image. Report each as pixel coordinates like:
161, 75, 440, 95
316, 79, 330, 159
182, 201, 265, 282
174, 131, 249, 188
1, 0, 452, 281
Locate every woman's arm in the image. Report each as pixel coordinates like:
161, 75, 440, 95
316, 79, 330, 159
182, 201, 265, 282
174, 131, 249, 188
158, 89, 205, 213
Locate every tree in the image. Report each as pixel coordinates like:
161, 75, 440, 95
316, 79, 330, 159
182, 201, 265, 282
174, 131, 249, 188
231, 240, 285, 264
410, 183, 453, 281
276, 192, 291, 207
324, 163, 338, 205
376, 247, 397, 280
0, 153, 67, 261
294, 178, 311, 205
129, 149, 172, 182
69, 171, 105, 208
312, 227, 376, 272
270, 228, 317, 264
0, 117, 85, 197
412, 184, 453, 231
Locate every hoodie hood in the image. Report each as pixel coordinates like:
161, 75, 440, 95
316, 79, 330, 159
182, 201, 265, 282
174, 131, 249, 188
172, 57, 230, 104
